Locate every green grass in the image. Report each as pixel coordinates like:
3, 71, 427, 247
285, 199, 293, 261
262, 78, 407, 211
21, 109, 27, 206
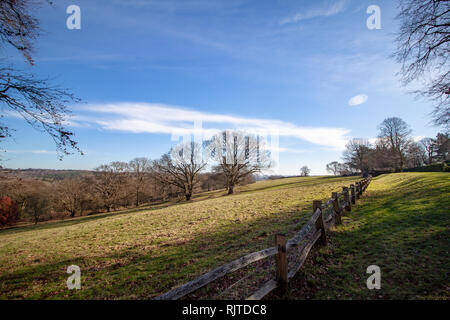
0, 175, 358, 299
283, 172, 449, 300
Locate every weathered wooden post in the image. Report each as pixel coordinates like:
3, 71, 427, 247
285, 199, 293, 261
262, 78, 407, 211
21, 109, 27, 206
275, 234, 288, 294
355, 182, 360, 199
342, 187, 351, 212
350, 184, 356, 204
313, 200, 327, 246
331, 192, 342, 225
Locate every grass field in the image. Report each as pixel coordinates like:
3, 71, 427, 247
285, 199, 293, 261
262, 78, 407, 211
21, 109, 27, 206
277, 172, 449, 300
0, 175, 358, 299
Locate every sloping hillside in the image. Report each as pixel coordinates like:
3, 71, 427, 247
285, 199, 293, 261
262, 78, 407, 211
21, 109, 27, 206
0, 175, 357, 299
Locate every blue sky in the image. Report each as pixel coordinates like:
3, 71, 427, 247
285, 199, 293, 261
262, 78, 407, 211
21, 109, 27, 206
1, 0, 441, 175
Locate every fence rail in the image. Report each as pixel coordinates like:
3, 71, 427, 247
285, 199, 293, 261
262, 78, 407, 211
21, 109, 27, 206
155, 176, 372, 300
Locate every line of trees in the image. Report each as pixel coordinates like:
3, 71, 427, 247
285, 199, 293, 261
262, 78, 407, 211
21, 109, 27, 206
0, 131, 270, 225
326, 117, 449, 176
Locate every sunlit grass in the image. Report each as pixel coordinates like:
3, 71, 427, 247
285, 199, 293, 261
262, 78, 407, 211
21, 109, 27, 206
0, 175, 358, 299
285, 172, 449, 300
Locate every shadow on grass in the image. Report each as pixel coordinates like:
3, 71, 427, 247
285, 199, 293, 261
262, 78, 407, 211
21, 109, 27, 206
0, 199, 316, 299
282, 174, 450, 299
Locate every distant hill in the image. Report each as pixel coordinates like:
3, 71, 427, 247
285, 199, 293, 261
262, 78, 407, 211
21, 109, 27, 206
0, 168, 93, 180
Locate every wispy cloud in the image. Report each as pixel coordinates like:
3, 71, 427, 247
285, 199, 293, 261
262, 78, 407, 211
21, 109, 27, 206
6, 149, 57, 155
280, 0, 347, 25
31, 150, 57, 154
348, 94, 368, 106
74, 102, 351, 150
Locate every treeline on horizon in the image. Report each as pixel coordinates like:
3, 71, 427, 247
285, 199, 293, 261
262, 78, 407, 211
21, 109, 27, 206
0, 130, 268, 226
325, 117, 449, 176
1, 118, 448, 228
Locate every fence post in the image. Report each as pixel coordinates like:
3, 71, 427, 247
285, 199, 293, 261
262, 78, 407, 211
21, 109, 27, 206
355, 182, 361, 199
350, 184, 356, 204
331, 192, 342, 225
342, 187, 351, 212
313, 200, 327, 246
275, 234, 288, 294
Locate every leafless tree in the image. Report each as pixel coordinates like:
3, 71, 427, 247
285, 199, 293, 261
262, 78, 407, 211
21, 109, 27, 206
0, 0, 81, 158
326, 161, 340, 176
377, 117, 413, 171
128, 157, 152, 206
0, 0, 40, 65
405, 141, 427, 167
420, 137, 435, 164
337, 162, 354, 176
300, 166, 311, 177
91, 162, 129, 212
393, 0, 450, 129
431, 132, 450, 161
54, 178, 86, 217
342, 138, 373, 174
24, 192, 49, 224
207, 131, 271, 194
152, 142, 206, 200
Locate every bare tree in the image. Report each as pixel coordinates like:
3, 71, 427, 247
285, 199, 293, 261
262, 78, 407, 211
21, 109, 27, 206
337, 162, 354, 176
300, 166, 311, 177
405, 141, 427, 167
208, 131, 271, 194
152, 142, 206, 200
0, 0, 82, 157
393, 0, 450, 129
326, 161, 340, 176
128, 157, 152, 207
420, 137, 435, 164
431, 132, 450, 161
342, 139, 373, 174
24, 192, 49, 224
377, 117, 413, 171
0, 0, 40, 65
54, 178, 86, 217
91, 162, 129, 212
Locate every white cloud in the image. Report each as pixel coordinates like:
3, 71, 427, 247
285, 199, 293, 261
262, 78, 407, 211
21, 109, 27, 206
31, 150, 57, 154
5, 149, 56, 155
348, 94, 368, 106
413, 136, 425, 142
75, 102, 351, 150
280, 0, 346, 25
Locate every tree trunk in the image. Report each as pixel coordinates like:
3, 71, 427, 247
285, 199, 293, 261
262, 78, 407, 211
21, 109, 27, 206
185, 193, 192, 201
70, 210, 75, 218
136, 190, 139, 207
228, 185, 234, 195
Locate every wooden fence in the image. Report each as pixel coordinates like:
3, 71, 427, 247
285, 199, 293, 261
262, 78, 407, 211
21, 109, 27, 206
155, 176, 372, 300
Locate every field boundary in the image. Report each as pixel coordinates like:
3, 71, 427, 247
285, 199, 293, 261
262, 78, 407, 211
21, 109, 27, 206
155, 176, 372, 300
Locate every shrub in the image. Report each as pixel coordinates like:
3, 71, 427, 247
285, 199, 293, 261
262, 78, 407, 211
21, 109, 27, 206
402, 163, 448, 172
0, 196, 19, 226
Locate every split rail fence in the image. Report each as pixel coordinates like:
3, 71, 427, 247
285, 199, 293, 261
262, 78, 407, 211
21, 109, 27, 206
155, 176, 372, 300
